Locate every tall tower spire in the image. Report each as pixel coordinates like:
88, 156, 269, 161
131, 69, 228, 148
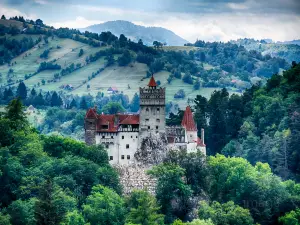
148, 75, 157, 88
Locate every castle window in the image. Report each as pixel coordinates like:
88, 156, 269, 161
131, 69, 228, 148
156, 126, 158, 129
122, 136, 124, 139
106, 144, 109, 148
148, 126, 150, 130
156, 119, 160, 123
89, 122, 93, 125
101, 125, 108, 129
131, 136, 133, 138
102, 136, 105, 139
126, 144, 129, 149
146, 119, 149, 122
136, 136, 138, 138
127, 155, 130, 159
157, 107, 160, 112
111, 136, 113, 139
109, 156, 113, 161
121, 155, 124, 159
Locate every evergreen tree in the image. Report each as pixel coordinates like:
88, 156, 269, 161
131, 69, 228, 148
3, 88, 14, 101
50, 92, 63, 107
45, 92, 52, 106
80, 97, 88, 109
34, 93, 45, 106
4, 98, 27, 130
130, 93, 140, 112
1, 15, 6, 20
69, 99, 77, 109
194, 95, 208, 134
34, 179, 76, 225
30, 88, 37, 97
17, 82, 27, 100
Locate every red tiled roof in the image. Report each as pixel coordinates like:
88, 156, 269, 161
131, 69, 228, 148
96, 115, 117, 132
148, 75, 157, 87
181, 106, 197, 131
119, 115, 139, 125
197, 137, 206, 147
92, 113, 140, 132
85, 108, 97, 119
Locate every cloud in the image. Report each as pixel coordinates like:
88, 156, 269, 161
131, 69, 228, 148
50, 16, 103, 29
0, 4, 37, 19
1, 0, 300, 42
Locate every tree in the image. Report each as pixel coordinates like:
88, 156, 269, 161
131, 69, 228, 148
119, 34, 128, 48
130, 93, 140, 112
35, 19, 43, 26
5, 98, 28, 130
30, 88, 37, 97
102, 102, 125, 114
78, 49, 84, 57
182, 73, 193, 84
17, 82, 27, 100
198, 201, 255, 225
118, 50, 132, 66
69, 99, 77, 109
148, 164, 193, 223
279, 208, 300, 225
1, 15, 6, 20
80, 97, 88, 110
34, 93, 45, 106
126, 189, 164, 225
8, 198, 36, 225
138, 39, 143, 45
34, 179, 77, 225
83, 185, 126, 225
61, 210, 87, 225
194, 78, 200, 90
50, 92, 63, 107
0, 212, 11, 225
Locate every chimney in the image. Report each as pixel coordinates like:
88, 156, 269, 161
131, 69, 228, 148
201, 128, 205, 145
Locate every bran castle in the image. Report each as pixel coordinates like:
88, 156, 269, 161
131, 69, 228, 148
84, 76, 206, 165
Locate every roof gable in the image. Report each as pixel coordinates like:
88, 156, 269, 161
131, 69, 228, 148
181, 106, 197, 131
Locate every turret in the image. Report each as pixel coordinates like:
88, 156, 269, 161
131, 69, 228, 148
84, 108, 97, 145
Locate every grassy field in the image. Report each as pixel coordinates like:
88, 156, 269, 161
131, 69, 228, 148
0, 35, 238, 109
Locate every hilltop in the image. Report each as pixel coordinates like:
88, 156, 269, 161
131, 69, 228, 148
81, 20, 188, 46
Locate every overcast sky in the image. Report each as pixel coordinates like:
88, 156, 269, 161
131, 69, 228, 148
1, 0, 300, 42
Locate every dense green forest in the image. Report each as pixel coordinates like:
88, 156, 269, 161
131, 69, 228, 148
1, 64, 300, 225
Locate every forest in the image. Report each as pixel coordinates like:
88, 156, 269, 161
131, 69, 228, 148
0, 63, 300, 225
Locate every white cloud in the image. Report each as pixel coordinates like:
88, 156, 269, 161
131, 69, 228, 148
0, 4, 37, 20
34, 0, 48, 5
50, 16, 103, 29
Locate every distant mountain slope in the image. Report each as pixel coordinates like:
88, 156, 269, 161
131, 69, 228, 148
231, 38, 300, 63
277, 39, 300, 46
82, 20, 188, 46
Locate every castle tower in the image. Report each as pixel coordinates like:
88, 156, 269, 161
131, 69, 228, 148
84, 108, 97, 145
139, 75, 166, 140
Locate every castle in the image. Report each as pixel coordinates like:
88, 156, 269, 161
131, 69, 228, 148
84, 76, 206, 165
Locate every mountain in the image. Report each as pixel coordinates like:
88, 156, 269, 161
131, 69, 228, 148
81, 20, 188, 46
277, 39, 300, 46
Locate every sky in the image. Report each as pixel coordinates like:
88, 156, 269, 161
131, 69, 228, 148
0, 0, 300, 43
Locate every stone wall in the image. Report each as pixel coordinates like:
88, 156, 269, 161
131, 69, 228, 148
115, 164, 157, 195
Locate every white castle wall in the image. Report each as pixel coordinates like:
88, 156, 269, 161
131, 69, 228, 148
96, 131, 139, 165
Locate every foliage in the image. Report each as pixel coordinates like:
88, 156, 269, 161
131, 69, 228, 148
198, 201, 254, 225
125, 189, 164, 225
83, 185, 126, 225
148, 163, 193, 223
279, 208, 300, 225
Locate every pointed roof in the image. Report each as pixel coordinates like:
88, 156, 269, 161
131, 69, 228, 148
85, 108, 97, 119
181, 106, 197, 131
148, 75, 157, 87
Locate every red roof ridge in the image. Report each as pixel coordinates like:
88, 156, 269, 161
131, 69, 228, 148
181, 106, 197, 131
85, 108, 97, 119
197, 137, 206, 147
148, 75, 157, 87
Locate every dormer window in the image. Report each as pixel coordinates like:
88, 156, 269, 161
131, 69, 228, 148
101, 125, 108, 129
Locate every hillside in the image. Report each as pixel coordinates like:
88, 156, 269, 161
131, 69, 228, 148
81, 20, 188, 46
231, 38, 300, 63
0, 17, 295, 110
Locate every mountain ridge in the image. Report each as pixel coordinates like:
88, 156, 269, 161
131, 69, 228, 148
81, 20, 188, 46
